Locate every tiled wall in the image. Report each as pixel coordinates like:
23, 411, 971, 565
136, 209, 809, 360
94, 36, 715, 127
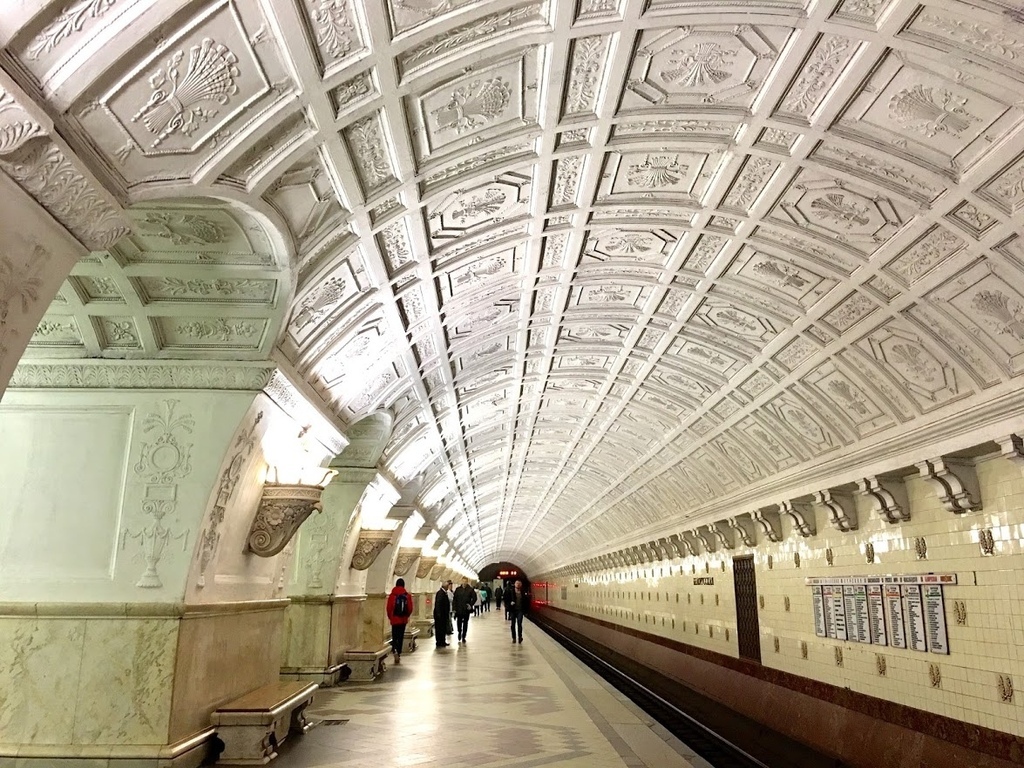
542, 450, 1024, 738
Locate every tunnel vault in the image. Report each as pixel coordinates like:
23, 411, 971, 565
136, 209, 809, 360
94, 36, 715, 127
2, 0, 1024, 582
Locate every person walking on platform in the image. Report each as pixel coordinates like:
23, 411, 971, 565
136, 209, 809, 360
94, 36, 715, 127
482, 584, 491, 612
433, 581, 451, 648
476, 585, 487, 615
444, 579, 455, 642
494, 584, 504, 613
386, 578, 413, 665
453, 577, 477, 642
507, 580, 527, 643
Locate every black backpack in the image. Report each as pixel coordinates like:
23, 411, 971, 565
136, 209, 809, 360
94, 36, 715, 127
394, 592, 410, 617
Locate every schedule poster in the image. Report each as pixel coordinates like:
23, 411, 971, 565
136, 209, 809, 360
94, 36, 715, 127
884, 584, 907, 649
867, 585, 887, 646
822, 585, 835, 638
812, 586, 827, 638
923, 584, 949, 655
904, 585, 928, 652
851, 585, 871, 644
831, 586, 848, 641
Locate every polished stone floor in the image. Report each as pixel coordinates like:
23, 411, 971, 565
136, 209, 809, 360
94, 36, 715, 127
276, 610, 712, 768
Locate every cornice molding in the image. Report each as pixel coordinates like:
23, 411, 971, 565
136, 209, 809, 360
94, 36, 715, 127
8, 360, 276, 390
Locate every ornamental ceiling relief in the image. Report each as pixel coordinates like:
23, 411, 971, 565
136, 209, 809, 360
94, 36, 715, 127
4, 0, 1024, 572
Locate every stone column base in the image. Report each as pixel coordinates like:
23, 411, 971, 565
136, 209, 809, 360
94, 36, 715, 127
280, 662, 352, 687
411, 619, 435, 637
0, 727, 214, 768
342, 645, 390, 681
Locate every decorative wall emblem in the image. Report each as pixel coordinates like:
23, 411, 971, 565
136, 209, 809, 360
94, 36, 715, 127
132, 38, 240, 148
888, 84, 978, 139
979, 528, 995, 556
914, 536, 928, 559
834, 647, 843, 667
432, 77, 512, 134
773, 636, 780, 653
825, 547, 834, 566
800, 641, 808, 659
998, 675, 1014, 703
350, 529, 394, 570
865, 541, 875, 563
197, 412, 262, 587
122, 399, 195, 588
953, 600, 967, 626
929, 663, 942, 688
876, 654, 887, 676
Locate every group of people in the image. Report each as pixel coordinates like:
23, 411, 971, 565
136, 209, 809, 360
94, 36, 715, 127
384, 577, 530, 663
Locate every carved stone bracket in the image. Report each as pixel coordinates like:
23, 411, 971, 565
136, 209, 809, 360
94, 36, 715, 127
640, 542, 658, 563
0, 78, 129, 250
393, 547, 420, 576
670, 533, 695, 557
857, 474, 910, 524
248, 484, 323, 557
415, 556, 437, 579
916, 457, 982, 514
711, 521, 735, 550
350, 529, 394, 570
429, 564, 444, 580
998, 435, 1024, 476
780, 500, 816, 537
751, 507, 782, 542
655, 538, 674, 560
727, 515, 756, 547
814, 489, 858, 532
693, 528, 716, 553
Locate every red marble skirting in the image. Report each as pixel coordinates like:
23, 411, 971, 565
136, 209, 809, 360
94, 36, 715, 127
536, 605, 1024, 768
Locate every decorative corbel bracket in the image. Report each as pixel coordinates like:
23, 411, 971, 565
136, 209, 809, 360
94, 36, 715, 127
711, 521, 735, 550
727, 515, 756, 547
655, 538, 674, 561
814, 489, 858, 532
393, 547, 421, 576
916, 457, 982, 514
998, 435, 1024, 476
857, 474, 910, 524
751, 507, 783, 542
780, 499, 816, 537
693, 527, 717, 553
350, 529, 394, 570
641, 542, 659, 563
247, 484, 324, 557
670, 533, 695, 557
415, 556, 437, 579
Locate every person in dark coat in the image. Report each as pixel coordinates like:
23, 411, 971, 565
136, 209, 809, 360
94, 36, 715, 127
452, 577, 478, 643
433, 581, 451, 648
385, 578, 413, 664
506, 580, 528, 643
495, 584, 504, 612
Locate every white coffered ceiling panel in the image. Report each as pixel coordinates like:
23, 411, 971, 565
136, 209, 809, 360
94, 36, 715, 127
9, 0, 1024, 573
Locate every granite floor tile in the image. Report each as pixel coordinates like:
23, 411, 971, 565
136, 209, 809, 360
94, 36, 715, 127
275, 612, 704, 768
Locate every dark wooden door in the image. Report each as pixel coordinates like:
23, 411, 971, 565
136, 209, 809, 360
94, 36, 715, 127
732, 555, 761, 663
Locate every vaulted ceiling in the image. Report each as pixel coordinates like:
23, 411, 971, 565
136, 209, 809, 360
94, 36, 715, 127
7, 0, 1024, 574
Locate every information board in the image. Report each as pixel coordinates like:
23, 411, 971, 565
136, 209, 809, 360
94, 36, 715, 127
904, 584, 928, 652
867, 585, 886, 646
830, 585, 847, 641
851, 585, 870, 644
811, 585, 827, 638
884, 584, 907, 649
923, 584, 949, 654
822, 585, 835, 638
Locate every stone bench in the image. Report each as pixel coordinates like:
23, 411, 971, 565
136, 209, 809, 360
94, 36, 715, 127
211, 681, 318, 765
342, 644, 390, 680
402, 627, 420, 654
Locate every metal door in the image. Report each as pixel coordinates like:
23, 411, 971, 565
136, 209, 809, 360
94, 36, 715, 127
732, 555, 761, 663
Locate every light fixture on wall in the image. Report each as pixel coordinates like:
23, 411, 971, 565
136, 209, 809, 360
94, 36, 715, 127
247, 464, 337, 557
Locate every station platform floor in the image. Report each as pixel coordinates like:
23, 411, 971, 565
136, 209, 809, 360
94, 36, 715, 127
276, 609, 713, 768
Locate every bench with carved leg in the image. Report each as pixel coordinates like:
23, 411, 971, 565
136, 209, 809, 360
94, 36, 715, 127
402, 627, 420, 654
211, 681, 319, 765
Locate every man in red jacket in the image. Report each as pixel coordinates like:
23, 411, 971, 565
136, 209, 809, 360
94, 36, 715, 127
386, 578, 414, 665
